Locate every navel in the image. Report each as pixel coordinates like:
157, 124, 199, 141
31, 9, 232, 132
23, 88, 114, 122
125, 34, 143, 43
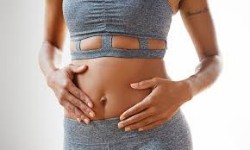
100, 95, 107, 106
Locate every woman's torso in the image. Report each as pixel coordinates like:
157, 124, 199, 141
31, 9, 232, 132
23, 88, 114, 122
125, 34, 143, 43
64, 36, 171, 121
62, 0, 179, 121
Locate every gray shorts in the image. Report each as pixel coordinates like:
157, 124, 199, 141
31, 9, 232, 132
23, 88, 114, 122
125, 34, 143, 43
63, 109, 193, 150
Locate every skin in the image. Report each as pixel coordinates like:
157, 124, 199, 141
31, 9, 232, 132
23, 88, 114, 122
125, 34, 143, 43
38, 0, 222, 132
117, 0, 222, 131
39, 0, 96, 122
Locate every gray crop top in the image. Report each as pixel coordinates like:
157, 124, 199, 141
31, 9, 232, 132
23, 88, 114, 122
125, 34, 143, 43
62, 0, 173, 60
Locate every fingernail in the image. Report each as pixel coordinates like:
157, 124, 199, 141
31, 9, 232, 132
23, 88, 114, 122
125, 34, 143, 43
118, 122, 124, 128
84, 118, 90, 124
89, 112, 95, 117
77, 118, 81, 123
130, 83, 137, 88
120, 116, 125, 120
88, 102, 93, 108
125, 127, 131, 131
138, 128, 143, 131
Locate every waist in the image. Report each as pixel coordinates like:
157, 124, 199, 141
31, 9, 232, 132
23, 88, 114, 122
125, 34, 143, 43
66, 58, 170, 121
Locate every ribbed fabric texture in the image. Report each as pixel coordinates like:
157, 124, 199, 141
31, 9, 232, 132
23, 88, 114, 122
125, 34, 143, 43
62, 0, 173, 60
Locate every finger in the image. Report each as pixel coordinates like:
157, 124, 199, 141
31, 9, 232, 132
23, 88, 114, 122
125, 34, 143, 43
120, 96, 152, 121
67, 81, 94, 108
124, 115, 158, 131
138, 108, 179, 132
80, 115, 91, 124
61, 99, 85, 119
69, 64, 88, 73
130, 77, 159, 90
61, 100, 90, 124
138, 119, 165, 132
118, 107, 154, 129
70, 110, 90, 124
65, 91, 95, 118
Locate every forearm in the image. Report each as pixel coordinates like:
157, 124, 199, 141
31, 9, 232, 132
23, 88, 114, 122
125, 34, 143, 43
183, 54, 222, 101
38, 40, 63, 79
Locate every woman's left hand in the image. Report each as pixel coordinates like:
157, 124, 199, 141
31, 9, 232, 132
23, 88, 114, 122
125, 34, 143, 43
118, 77, 191, 132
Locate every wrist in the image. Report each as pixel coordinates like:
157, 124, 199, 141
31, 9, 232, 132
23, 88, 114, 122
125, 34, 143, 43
179, 77, 194, 104
45, 68, 59, 86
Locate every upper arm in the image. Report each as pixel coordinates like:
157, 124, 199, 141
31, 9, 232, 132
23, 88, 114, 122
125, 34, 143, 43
43, 0, 66, 50
167, 0, 181, 14
179, 0, 219, 61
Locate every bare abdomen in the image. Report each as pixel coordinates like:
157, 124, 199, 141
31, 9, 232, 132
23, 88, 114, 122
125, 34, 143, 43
64, 57, 170, 121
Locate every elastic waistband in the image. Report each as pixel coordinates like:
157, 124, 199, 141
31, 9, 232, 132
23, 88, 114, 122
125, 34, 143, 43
70, 33, 166, 60
70, 48, 166, 60
64, 109, 182, 132
64, 109, 184, 144
64, 109, 182, 131
64, 116, 121, 131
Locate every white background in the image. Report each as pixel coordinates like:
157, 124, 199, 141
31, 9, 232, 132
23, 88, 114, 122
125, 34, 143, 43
0, 0, 249, 149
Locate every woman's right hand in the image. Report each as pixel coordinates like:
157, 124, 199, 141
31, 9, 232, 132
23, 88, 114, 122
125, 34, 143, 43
46, 64, 95, 124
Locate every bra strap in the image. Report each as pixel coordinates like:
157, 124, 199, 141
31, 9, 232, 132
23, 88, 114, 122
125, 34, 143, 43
102, 34, 112, 50
75, 40, 82, 51
139, 37, 148, 49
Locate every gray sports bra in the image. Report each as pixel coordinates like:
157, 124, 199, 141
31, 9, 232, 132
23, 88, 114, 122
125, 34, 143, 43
62, 0, 173, 60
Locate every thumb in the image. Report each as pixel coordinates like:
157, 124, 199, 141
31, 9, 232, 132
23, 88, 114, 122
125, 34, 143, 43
130, 78, 158, 89
69, 64, 88, 73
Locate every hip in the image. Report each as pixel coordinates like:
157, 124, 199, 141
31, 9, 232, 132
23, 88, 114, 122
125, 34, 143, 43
63, 109, 193, 150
